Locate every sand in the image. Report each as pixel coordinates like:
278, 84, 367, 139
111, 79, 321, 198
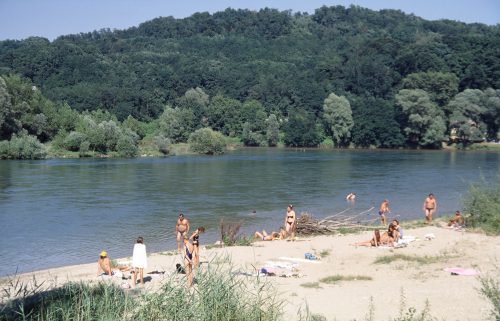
1, 225, 498, 321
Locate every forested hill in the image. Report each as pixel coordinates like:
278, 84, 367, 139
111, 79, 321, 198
0, 5, 499, 153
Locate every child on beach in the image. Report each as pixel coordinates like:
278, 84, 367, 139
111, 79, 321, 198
183, 235, 194, 287
132, 236, 147, 287
190, 227, 205, 269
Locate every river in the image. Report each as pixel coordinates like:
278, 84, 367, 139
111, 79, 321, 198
0, 148, 498, 276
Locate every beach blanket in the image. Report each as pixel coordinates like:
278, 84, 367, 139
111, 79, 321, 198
444, 268, 480, 276
278, 257, 322, 264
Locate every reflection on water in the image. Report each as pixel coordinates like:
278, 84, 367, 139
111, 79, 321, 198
0, 149, 498, 276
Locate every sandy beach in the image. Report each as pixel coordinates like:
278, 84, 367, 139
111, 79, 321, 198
1, 224, 498, 321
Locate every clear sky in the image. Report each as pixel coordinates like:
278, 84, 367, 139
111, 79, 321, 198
0, 0, 498, 41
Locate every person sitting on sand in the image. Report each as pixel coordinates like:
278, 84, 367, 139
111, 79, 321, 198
97, 251, 129, 276
448, 211, 465, 228
190, 226, 205, 269
254, 227, 286, 241
183, 235, 194, 287
390, 219, 402, 242
131, 236, 147, 287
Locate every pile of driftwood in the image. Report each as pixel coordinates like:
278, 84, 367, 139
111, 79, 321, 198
295, 207, 376, 235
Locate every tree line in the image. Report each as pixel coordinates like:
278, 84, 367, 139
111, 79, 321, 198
0, 5, 499, 158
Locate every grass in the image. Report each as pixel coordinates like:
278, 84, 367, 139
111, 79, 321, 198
478, 272, 500, 321
300, 282, 322, 289
373, 253, 452, 265
462, 176, 500, 235
319, 274, 372, 284
0, 258, 283, 321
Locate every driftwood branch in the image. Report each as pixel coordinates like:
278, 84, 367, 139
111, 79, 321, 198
296, 209, 375, 235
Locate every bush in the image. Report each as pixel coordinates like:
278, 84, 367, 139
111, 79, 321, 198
188, 127, 226, 155
153, 134, 171, 155
63, 131, 87, 151
462, 177, 500, 234
116, 135, 138, 157
78, 141, 91, 157
0, 133, 47, 159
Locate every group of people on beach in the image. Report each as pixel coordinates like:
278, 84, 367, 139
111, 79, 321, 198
97, 212, 205, 287
253, 204, 297, 242
353, 219, 402, 247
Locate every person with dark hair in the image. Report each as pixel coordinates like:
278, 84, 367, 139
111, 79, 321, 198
284, 204, 296, 239
175, 213, 190, 253
132, 236, 147, 287
190, 227, 205, 269
423, 193, 437, 224
254, 227, 287, 241
448, 211, 464, 227
183, 235, 194, 287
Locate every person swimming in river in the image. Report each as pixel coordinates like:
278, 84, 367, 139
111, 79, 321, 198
175, 213, 190, 253
346, 192, 356, 202
284, 204, 296, 239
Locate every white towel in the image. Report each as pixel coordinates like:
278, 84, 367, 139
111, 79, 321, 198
132, 243, 148, 269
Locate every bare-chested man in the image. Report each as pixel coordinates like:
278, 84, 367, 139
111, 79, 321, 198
423, 193, 437, 224
379, 199, 390, 225
284, 204, 296, 239
176, 213, 190, 252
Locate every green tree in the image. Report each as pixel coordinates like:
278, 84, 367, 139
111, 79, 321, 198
447, 89, 488, 143
322, 93, 354, 147
188, 127, 226, 155
206, 95, 242, 137
283, 108, 323, 147
401, 72, 459, 107
396, 89, 446, 148
158, 106, 196, 143
265, 114, 279, 147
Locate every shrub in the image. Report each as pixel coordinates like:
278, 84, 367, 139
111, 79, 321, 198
462, 177, 500, 234
478, 273, 500, 320
0, 133, 47, 159
63, 131, 87, 151
153, 134, 171, 155
188, 127, 226, 155
116, 134, 138, 157
78, 141, 91, 157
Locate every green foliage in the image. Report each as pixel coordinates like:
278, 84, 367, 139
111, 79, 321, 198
158, 106, 196, 143
265, 114, 280, 147
396, 89, 446, 148
322, 93, 353, 147
207, 95, 242, 137
63, 131, 87, 151
402, 72, 459, 107
283, 109, 323, 147
116, 134, 138, 157
153, 134, 171, 155
462, 177, 500, 235
188, 127, 226, 155
478, 272, 500, 321
0, 132, 47, 159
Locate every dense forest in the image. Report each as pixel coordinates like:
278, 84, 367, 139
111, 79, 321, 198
0, 5, 499, 158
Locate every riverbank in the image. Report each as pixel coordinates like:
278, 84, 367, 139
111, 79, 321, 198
1, 224, 498, 320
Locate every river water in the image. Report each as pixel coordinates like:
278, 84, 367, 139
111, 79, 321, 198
0, 148, 498, 276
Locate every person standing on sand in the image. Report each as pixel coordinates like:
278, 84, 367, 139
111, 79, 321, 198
183, 235, 194, 287
190, 226, 205, 269
131, 236, 147, 287
379, 199, 390, 225
175, 213, 190, 252
284, 204, 296, 239
423, 193, 437, 224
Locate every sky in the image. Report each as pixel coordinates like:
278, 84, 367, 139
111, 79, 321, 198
0, 0, 498, 41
